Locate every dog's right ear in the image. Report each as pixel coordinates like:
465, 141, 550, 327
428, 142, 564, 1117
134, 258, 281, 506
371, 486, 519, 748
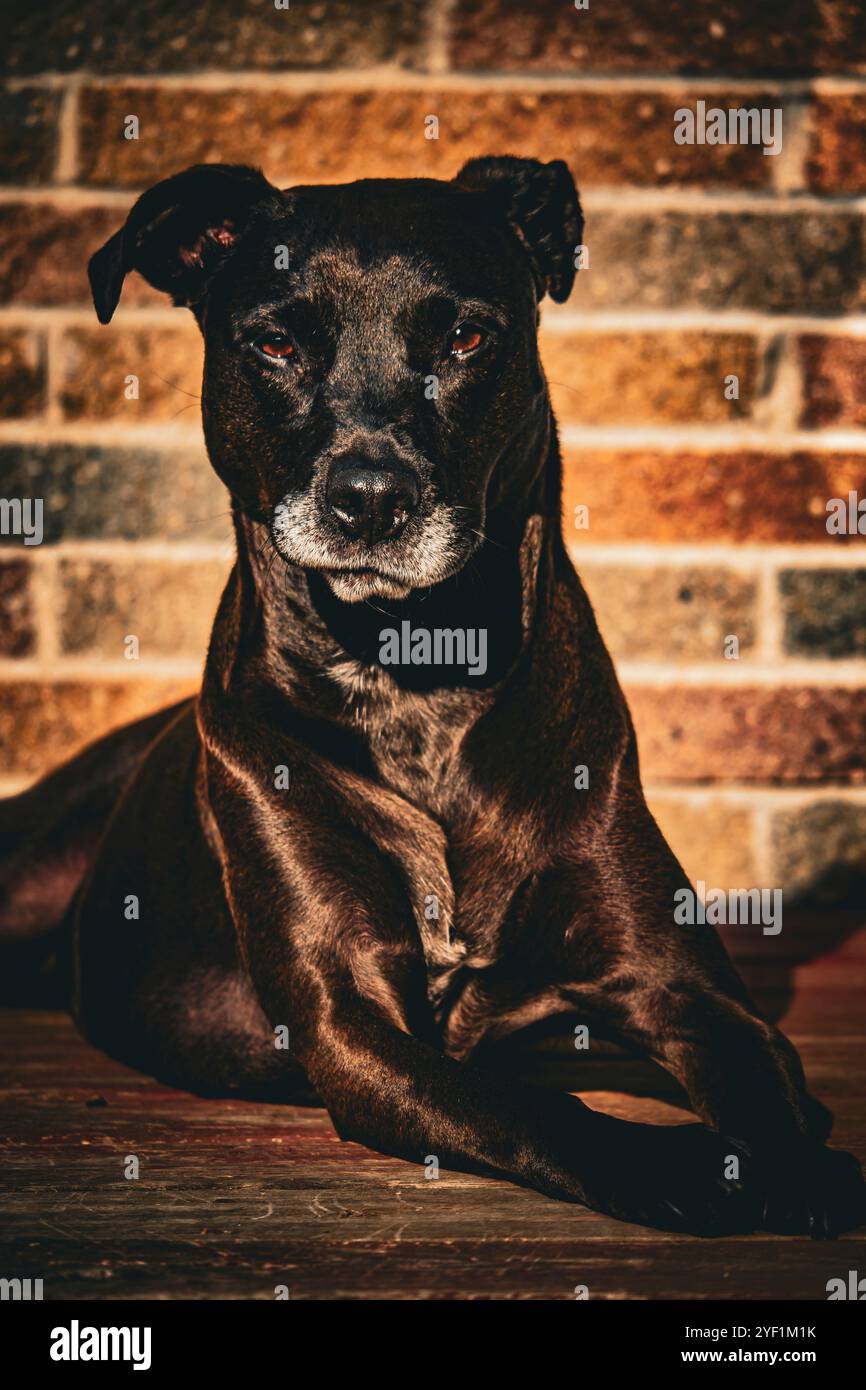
456, 156, 582, 304
88, 163, 283, 324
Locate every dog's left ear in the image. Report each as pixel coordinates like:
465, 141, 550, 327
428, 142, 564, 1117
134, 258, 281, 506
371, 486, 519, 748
88, 163, 283, 324
456, 156, 583, 303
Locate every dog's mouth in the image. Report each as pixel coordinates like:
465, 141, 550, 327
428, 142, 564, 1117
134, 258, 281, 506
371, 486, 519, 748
321, 566, 415, 602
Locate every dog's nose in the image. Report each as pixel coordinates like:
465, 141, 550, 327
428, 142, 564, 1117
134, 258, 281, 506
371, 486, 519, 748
326, 459, 420, 544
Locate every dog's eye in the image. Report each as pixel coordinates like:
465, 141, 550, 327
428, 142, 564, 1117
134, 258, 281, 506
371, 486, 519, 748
257, 335, 296, 360
450, 323, 486, 358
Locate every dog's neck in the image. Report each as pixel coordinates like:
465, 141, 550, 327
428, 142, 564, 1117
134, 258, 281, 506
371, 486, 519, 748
222, 420, 564, 698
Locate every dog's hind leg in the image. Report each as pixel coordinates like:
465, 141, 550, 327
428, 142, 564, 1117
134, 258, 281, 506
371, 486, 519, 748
0, 698, 193, 1002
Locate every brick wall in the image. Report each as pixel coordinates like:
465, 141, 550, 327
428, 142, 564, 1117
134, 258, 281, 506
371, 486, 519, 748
2, 0, 866, 897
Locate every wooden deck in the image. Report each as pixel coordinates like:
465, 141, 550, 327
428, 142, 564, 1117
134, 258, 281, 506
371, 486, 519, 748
2, 912, 866, 1300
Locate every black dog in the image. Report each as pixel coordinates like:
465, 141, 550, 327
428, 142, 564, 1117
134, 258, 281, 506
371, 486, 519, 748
1, 158, 864, 1238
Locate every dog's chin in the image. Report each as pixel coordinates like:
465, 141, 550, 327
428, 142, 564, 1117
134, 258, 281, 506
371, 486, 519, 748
322, 568, 414, 602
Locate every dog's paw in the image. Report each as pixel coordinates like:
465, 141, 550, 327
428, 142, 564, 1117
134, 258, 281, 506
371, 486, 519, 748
581, 1121, 762, 1237
752, 1137, 866, 1239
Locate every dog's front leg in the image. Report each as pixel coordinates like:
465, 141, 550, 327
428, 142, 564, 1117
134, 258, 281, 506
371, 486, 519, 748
576, 788, 866, 1237
614, 976, 865, 1237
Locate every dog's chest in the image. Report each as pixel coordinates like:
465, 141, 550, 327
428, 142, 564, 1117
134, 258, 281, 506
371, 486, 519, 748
334, 661, 519, 976
334, 658, 487, 805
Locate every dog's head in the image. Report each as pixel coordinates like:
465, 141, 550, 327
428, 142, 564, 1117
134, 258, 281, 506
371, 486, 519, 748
89, 159, 582, 602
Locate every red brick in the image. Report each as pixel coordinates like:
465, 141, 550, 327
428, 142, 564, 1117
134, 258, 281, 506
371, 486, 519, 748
770, 799, 866, 896
76, 86, 776, 189
0, 444, 229, 543
807, 96, 866, 194
0, 203, 160, 308
58, 557, 227, 658
0, 328, 45, 417
543, 332, 755, 426
627, 686, 866, 784
59, 326, 202, 421
0, 87, 61, 184
450, 0, 866, 75
798, 336, 866, 428
563, 451, 866, 544
569, 210, 866, 315
0, 560, 35, 657
4, 0, 426, 76
647, 793, 757, 888
778, 568, 866, 658
579, 563, 758, 661
0, 679, 195, 779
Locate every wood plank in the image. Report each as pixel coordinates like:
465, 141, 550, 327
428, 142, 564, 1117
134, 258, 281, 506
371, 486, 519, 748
2, 920, 866, 1300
